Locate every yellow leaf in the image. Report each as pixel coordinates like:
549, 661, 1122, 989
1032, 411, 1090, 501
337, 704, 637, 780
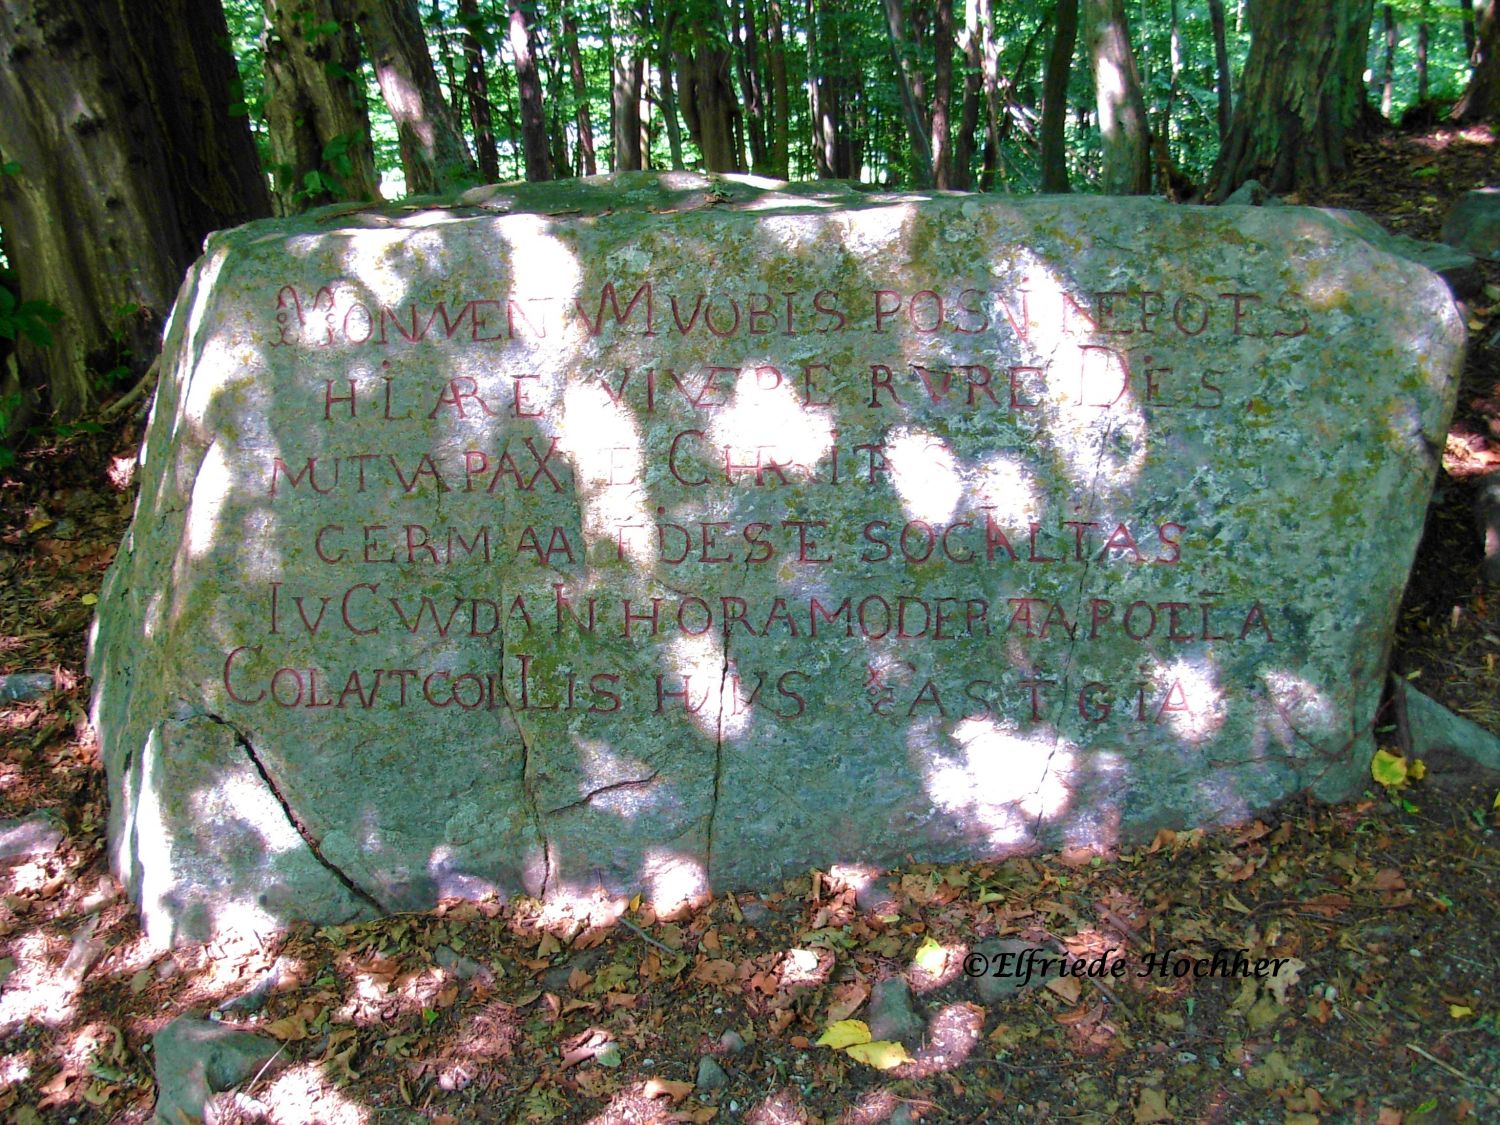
1371, 748, 1408, 788
844, 1040, 912, 1069
1408, 758, 1426, 781
81, 593, 98, 606
1450, 1004, 1473, 1019
1492, 790, 1500, 810
815, 1019, 871, 1049
1133, 1087, 1171, 1124
912, 936, 947, 974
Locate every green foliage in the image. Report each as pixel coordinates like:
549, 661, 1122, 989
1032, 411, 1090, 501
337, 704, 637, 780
0, 284, 63, 349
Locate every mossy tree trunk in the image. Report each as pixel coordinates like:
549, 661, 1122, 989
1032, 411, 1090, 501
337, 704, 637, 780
355, 0, 476, 193
1084, 0, 1152, 195
1210, 0, 1375, 200
262, 0, 382, 214
1041, 0, 1081, 192
0, 0, 270, 422
1453, 0, 1500, 122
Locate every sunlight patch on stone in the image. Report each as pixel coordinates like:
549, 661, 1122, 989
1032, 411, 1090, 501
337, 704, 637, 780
641, 850, 707, 916
921, 718, 1076, 844
886, 427, 963, 524
183, 440, 232, 558
1261, 670, 1339, 741
669, 633, 740, 740
710, 364, 835, 479
973, 453, 1045, 530
562, 379, 650, 563
340, 229, 411, 309
570, 738, 660, 817
1150, 656, 1228, 744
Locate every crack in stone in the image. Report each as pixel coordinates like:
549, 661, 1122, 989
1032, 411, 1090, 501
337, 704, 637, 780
703, 625, 730, 884
1031, 405, 1130, 838
543, 770, 661, 816
202, 712, 387, 915
496, 626, 552, 894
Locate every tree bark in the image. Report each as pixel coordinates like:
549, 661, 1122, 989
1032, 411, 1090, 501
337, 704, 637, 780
1207, 0, 1233, 143
561, 1, 596, 175
611, 0, 644, 170
356, 0, 477, 193
735, 0, 770, 174
262, 0, 381, 214
1381, 3, 1395, 118
950, 0, 984, 191
882, 0, 935, 186
766, 0, 790, 177
507, 0, 552, 180
1464, 0, 1477, 60
1454, 0, 1500, 120
929, 0, 956, 187
1084, 0, 1151, 194
1210, 0, 1375, 200
679, 12, 744, 171
655, 1, 686, 169
1041, 0, 1080, 192
0, 0, 270, 421
1417, 5, 1430, 103
977, 0, 1005, 190
458, 0, 499, 181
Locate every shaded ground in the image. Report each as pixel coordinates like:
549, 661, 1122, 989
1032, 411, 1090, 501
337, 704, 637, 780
2, 130, 1499, 1123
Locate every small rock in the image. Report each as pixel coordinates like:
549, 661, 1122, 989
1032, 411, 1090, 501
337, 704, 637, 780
1396, 678, 1500, 773
718, 1029, 747, 1054
695, 1055, 729, 1091
968, 939, 1060, 1005
866, 977, 924, 1047
0, 811, 63, 867
1476, 477, 1500, 585
853, 876, 899, 914
739, 900, 771, 925
1442, 188, 1500, 260
0, 673, 53, 704
435, 944, 494, 984
219, 957, 288, 1015
541, 947, 605, 992
152, 1016, 279, 1125
1222, 179, 1268, 207
887, 1105, 917, 1125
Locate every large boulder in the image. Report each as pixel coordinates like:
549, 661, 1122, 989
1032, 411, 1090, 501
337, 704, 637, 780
91, 173, 1464, 945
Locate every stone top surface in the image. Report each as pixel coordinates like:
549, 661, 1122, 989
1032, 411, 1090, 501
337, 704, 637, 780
90, 173, 1464, 944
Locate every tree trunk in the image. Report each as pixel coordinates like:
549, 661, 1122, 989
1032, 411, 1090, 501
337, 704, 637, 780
1041, 0, 1080, 192
929, 0, 956, 187
680, 14, 743, 171
262, 0, 381, 214
507, 0, 552, 180
882, 0, 935, 186
950, 0, 984, 191
1417, 5, 1430, 102
561, 1, 597, 175
1381, 4, 1395, 118
0, 0, 270, 421
356, 0, 477, 193
611, 0, 644, 170
431, 0, 462, 116
1207, 0, 1233, 142
977, 0, 1004, 190
766, 0, 790, 177
656, 3, 686, 169
1210, 0, 1375, 200
1464, 0, 1477, 60
1453, 0, 1500, 120
736, 0, 770, 174
457, 0, 499, 181
1084, 0, 1151, 194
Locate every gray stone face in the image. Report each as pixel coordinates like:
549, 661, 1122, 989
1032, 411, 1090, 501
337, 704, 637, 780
1442, 188, 1500, 260
91, 172, 1464, 945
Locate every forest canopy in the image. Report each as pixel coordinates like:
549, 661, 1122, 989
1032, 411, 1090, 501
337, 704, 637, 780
0, 0, 1495, 432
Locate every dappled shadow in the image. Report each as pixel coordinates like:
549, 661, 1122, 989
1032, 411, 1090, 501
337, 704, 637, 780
87, 170, 1462, 950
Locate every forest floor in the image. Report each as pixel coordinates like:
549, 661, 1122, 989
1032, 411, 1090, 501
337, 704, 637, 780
3, 131, 1500, 1125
